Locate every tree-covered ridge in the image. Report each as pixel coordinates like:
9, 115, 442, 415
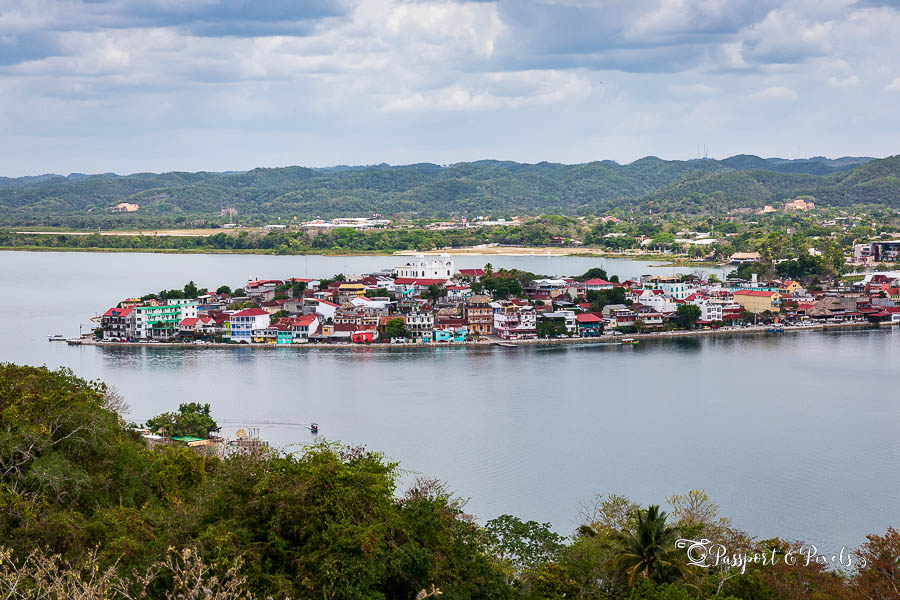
1, 154, 895, 229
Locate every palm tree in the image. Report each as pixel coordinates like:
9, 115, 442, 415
611, 505, 685, 586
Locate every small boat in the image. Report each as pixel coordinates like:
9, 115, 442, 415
767, 324, 785, 334
309, 422, 319, 434
621, 338, 640, 345
495, 342, 517, 348
48, 334, 66, 342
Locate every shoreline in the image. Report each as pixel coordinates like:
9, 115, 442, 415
69, 321, 883, 351
0, 245, 720, 265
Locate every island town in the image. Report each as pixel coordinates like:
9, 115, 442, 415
85, 252, 900, 348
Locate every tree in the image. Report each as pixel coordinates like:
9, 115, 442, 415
424, 283, 446, 301
852, 527, 900, 598
485, 514, 564, 576
588, 287, 629, 312
216, 285, 232, 295
676, 304, 701, 329
183, 281, 199, 298
612, 505, 685, 586
634, 318, 647, 334
146, 402, 218, 438
577, 267, 609, 282
291, 281, 308, 297
384, 317, 408, 339
365, 288, 390, 298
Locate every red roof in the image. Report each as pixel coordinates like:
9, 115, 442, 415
576, 313, 604, 323
446, 285, 470, 290
458, 268, 485, 277
233, 308, 268, 317
103, 307, 133, 318
312, 298, 339, 307
734, 290, 778, 297
179, 318, 199, 327
582, 278, 615, 286
246, 279, 283, 288
293, 314, 318, 326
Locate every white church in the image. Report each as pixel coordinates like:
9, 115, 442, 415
394, 253, 455, 279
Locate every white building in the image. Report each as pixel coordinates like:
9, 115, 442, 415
405, 308, 434, 334
229, 308, 270, 342
687, 298, 723, 322
133, 300, 198, 339
634, 289, 677, 313
394, 253, 454, 279
539, 310, 577, 335
493, 302, 537, 340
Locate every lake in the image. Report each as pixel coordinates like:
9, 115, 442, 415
1, 250, 898, 551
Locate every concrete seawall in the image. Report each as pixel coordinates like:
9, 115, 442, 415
69, 321, 885, 351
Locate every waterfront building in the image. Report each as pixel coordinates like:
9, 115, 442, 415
575, 312, 604, 337
493, 301, 537, 340
291, 314, 319, 342
404, 307, 434, 335
134, 301, 198, 339
102, 306, 135, 340
229, 308, 270, 343
464, 295, 494, 336
538, 310, 577, 335
733, 290, 781, 314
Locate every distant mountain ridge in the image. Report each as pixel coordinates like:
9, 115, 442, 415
0, 154, 895, 229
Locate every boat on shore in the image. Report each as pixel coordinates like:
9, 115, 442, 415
622, 338, 640, 345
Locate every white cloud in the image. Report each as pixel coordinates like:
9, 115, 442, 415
826, 75, 860, 87
2, 0, 900, 174
381, 69, 592, 112
667, 83, 719, 97
751, 86, 798, 101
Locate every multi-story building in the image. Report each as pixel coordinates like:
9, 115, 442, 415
133, 300, 198, 339
394, 253, 454, 279
404, 308, 434, 334
464, 295, 494, 335
229, 308, 270, 342
538, 310, 577, 335
291, 314, 320, 342
102, 306, 135, 340
493, 302, 537, 340
733, 290, 781, 314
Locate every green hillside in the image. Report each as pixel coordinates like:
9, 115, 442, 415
0, 154, 895, 228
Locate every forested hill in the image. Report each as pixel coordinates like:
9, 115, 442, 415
0, 154, 895, 228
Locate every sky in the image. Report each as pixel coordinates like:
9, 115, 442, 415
1, 0, 899, 176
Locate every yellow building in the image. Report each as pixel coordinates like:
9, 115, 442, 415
779, 280, 803, 295
733, 290, 781, 313
338, 283, 367, 298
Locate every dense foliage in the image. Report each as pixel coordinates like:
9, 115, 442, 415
1, 364, 897, 599
1, 155, 895, 228
145, 402, 218, 438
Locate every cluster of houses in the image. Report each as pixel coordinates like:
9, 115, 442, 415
99, 254, 900, 345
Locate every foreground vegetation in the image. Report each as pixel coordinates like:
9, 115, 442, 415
1, 363, 897, 599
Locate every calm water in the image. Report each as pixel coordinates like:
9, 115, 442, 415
1, 251, 898, 550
